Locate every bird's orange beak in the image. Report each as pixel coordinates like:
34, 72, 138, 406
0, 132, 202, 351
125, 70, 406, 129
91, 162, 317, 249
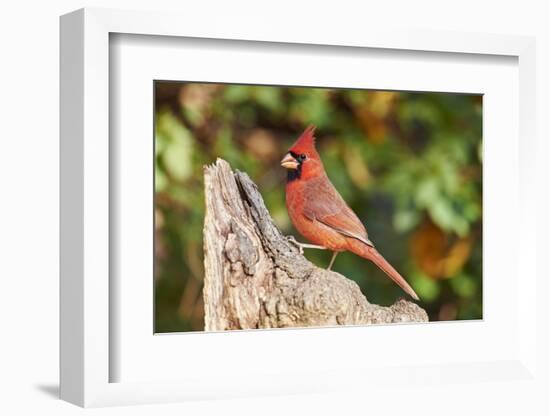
280, 153, 299, 170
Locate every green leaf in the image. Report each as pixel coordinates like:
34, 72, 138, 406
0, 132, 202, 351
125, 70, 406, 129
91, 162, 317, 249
254, 87, 283, 113
224, 85, 250, 103
155, 165, 167, 192
449, 273, 477, 298
410, 270, 440, 302
157, 111, 194, 181
415, 178, 439, 207
394, 209, 420, 233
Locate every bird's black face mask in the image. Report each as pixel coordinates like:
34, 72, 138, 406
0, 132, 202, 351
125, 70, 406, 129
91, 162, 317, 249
283, 151, 306, 182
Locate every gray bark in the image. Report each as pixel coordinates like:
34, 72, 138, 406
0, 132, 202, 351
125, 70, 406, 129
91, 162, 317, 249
203, 158, 428, 331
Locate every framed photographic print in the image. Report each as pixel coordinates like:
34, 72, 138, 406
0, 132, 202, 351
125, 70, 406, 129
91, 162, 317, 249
154, 81, 482, 334
60, 7, 538, 408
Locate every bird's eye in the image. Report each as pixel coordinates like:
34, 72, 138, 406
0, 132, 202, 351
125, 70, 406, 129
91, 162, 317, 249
299, 153, 306, 161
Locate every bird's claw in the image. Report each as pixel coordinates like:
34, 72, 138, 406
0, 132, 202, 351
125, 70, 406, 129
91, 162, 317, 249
286, 235, 304, 254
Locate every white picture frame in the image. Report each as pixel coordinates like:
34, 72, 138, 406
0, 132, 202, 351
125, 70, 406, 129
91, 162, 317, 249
60, 8, 538, 408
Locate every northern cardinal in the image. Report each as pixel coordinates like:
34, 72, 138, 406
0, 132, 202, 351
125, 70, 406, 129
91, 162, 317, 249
281, 125, 419, 300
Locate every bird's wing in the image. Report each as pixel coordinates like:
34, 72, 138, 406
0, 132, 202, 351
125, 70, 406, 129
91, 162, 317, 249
302, 176, 374, 247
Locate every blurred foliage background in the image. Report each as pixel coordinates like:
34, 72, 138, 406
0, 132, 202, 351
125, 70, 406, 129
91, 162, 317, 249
154, 81, 482, 332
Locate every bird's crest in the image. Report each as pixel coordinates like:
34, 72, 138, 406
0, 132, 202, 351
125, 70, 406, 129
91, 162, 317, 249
289, 125, 317, 155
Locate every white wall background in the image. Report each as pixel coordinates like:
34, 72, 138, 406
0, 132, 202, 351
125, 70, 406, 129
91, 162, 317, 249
1, 1, 548, 414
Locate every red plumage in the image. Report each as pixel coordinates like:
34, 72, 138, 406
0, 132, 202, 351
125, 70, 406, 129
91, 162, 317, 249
281, 125, 419, 300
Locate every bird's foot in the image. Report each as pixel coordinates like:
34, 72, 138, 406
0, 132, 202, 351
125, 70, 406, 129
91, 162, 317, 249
286, 236, 326, 255
286, 235, 304, 254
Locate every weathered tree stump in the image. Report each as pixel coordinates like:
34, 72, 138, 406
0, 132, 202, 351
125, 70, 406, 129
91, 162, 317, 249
203, 158, 428, 331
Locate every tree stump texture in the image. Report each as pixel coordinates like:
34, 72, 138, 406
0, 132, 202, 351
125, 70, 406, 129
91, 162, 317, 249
203, 158, 428, 331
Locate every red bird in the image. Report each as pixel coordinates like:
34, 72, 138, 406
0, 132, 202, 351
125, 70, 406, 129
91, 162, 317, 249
281, 125, 419, 300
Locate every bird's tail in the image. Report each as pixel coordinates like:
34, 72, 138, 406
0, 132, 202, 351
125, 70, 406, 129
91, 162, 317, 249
348, 240, 420, 301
